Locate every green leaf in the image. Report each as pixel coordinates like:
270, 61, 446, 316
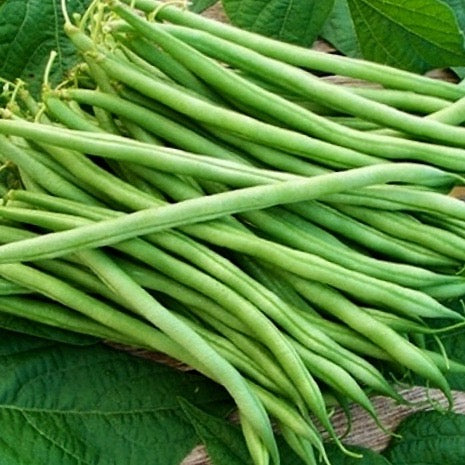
0, 329, 231, 465
384, 411, 465, 464
221, 0, 336, 47
347, 0, 465, 73
443, 0, 465, 79
180, 398, 252, 465
326, 444, 392, 465
190, 0, 220, 13
442, 0, 465, 31
0, 328, 56, 355
0, 0, 91, 97
0, 312, 98, 346
321, 0, 362, 58
452, 66, 465, 79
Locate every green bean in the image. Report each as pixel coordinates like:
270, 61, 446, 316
420, 281, 465, 300
249, 385, 326, 460
65, 23, 383, 170
3, 209, 398, 428
288, 201, 457, 269
4, 185, 460, 334
57, 89, 244, 162
67, 99, 101, 125
29, 138, 156, 209
16, 168, 45, 193
122, 0, 463, 101
8, 190, 116, 222
235, 255, 314, 313
281, 272, 452, 404
110, 159, 167, 200
348, 88, 450, 114
9, 186, 462, 324
202, 127, 329, 176
280, 425, 318, 465
18, 95, 154, 209
184, 222, 460, 321
14, 190, 397, 397
237, 73, 450, 116
337, 204, 465, 261
13, 139, 89, 188
1, 118, 303, 187
289, 337, 381, 421
325, 117, 382, 131
114, 259, 249, 334
240, 206, 462, 288
0, 278, 30, 295
158, 24, 465, 148
0, 155, 455, 266
0, 295, 129, 343
0, 223, 37, 243
323, 185, 465, 222
0, 262, 204, 368
121, 35, 221, 101
427, 94, 465, 125
50, 91, 390, 292
112, 10, 465, 171
0, 266, 242, 403
0, 135, 96, 204
136, 258, 401, 402
183, 319, 287, 398
116, 46, 172, 83
363, 307, 465, 335
118, 86, 208, 135
289, 307, 391, 361
127, 164, 206, 200
184, 312, 305, 408
240, 415, 270, 465
36, 258, 120, 303
84, 57, 126, 135
0, 193, 460, 323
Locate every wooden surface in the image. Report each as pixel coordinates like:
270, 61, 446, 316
157, 3, 465, 463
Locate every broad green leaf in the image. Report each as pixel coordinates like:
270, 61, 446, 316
221, 0, 336, 47
0, 0, 91, 97
190, 0, 220, 13
384, 411, 465, 464
180, 399, 253, 465
321, 0, 362, 58
326, 444, 392, 465
443, 0, 465, 80
0, 330, 231, 465
0, 312, 97, 345
453, 66, 465, 79
347, 0, 465, 73
442, 0, 465, 31
0, 328, 56, 355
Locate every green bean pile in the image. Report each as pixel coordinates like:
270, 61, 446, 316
2, 0, 465, 463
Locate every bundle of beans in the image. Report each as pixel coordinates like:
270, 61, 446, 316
2, 0, 465, 463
